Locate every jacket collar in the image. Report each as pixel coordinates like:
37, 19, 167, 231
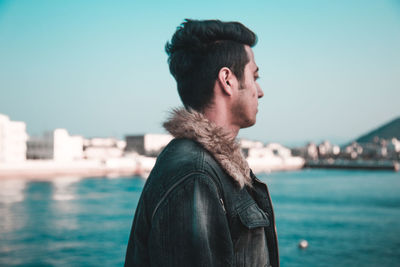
163, 107, 251, 188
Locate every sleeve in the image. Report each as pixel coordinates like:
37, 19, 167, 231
125, 194, 151, 267
148, 174, 233, 267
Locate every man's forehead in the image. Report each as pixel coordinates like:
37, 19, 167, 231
244, 45, 254, 59
244, 45, 258, 71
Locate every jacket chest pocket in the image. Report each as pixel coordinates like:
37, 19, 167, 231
237, 201, 270, 229
233, 200, 271, 267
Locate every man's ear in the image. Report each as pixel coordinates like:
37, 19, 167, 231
217, 67, 236, 96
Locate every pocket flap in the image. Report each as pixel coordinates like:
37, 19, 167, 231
237, 202, 270, 229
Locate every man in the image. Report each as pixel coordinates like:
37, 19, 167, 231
125, 19, 279, 267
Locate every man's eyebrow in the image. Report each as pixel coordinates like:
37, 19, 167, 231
254, 67, 259, 74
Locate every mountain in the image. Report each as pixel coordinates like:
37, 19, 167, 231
356, 117, 400, 143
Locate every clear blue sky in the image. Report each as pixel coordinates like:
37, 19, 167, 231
1, 0, 399, 146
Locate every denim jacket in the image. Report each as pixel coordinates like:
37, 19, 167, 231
125, 109, 279, 267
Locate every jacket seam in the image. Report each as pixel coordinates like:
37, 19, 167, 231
151, 170, 222, 222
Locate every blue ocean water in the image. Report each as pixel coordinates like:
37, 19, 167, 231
0, 170, 399, 266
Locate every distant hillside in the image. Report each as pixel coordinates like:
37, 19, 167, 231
356, 117, 400, 143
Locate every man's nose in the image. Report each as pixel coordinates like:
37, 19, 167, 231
257, 85, 264, 99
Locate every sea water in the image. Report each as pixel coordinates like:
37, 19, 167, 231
0, 169, 399, 266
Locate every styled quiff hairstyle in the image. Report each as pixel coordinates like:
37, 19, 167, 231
165, 19, 257, 111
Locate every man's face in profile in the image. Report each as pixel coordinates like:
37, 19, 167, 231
231, 45, 264, 129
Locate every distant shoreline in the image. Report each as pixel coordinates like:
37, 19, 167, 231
0, 169, 140, 180
1, 158, 398, 182
0, 159, 147, 180
305, 159, 399, 171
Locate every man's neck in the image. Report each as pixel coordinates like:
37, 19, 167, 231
203, 106, 239, 139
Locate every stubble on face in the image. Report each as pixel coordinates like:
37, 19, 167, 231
231, 46, 260, 129
231, 90, 257, 129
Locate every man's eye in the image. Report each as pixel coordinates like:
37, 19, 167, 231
255, 76, 260, 81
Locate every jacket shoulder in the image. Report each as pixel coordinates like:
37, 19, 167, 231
139, 139, 218, 214
148, 138, 208, 184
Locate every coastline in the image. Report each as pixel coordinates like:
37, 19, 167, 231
305, 159, 400, 171
0, 155, 305, 180
0, 158, 152, 180
1, 157, 397, 181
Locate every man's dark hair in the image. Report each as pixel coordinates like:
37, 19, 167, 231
165, 19, 257, 111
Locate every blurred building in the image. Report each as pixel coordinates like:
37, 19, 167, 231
388, 138, 400, 160
340, 139, 399, 160
317, 141, 340, 159
291, 142, 319, 160
241, 139, 305, 172
240, 139, 264, 158
125, 134, 173, 156
0, 114, 28, 163
389, 138, 400, 152
83, 137, 126, 160
27, 129, 83, 161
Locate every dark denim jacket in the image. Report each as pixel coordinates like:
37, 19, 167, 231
125, 138, 279, 267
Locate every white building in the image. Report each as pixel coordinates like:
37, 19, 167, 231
388, 138, 400, 153
27, 129, 83, 161
83, 137, 126, 160
125, 134, 173, 156
306, 142, 318, 160
245, 142, 305, 173
240, 139, 264, 149
240, 139, 264, 158
318, 140, 340, 158
344, 142, 363, 159
0, 114, 28, 163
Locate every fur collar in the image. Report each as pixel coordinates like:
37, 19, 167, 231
163, 107, 251, 188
